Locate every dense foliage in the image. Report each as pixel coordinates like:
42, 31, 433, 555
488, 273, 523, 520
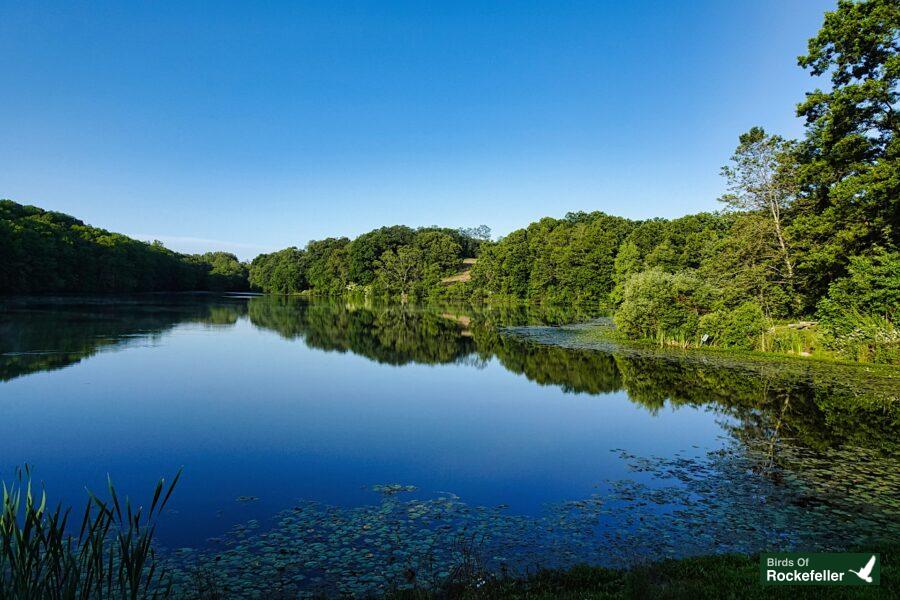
2, 1, 896, 363
249, 226, 484, 300
0, 200, 249, 293
816, 249, 900, 363
472, 212, 633, 305
475, 0, 899, 363
791, 0, 900, 302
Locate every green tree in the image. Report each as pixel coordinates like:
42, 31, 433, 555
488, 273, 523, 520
347, 226, 415, 285
719, 127, 798, 300
698, 213, 796, 317
470, 212, 632, 306
249, 247, 306, 293
413, 230, 463, 274
613, 269, 718, 342
790, 0, 900, 302
193, 252, 250, 291
818, 248, 900, 323
817, 249, 900, 364
304, 237, 351, 295
375, 246, 424, 300
0, 199, 241, 294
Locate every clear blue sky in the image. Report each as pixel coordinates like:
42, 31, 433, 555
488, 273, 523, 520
1, 0, 835, 259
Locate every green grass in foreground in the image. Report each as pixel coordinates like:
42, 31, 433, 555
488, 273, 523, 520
389, 547, 899, 599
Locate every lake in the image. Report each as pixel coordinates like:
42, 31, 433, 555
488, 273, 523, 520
1, 295, 898, 596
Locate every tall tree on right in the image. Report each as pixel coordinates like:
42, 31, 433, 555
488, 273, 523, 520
789, 0, 900, 306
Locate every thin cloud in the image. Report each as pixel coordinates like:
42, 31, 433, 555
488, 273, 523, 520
127, 233, 274, 255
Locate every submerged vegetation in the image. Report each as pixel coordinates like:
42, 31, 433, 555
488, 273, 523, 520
2, 294, 899, 597
162, 440, 900, 597
3, 442, 898, 598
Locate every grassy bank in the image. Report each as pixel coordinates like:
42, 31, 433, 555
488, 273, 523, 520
389, 548, 899, 599
554, 318, 900, 380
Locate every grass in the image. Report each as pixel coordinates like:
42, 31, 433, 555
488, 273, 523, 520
388, 548, 900, 599
0, 465, 180, 600
567, 318, 900, 379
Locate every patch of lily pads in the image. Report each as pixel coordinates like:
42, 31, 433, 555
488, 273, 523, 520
162, 437, 900, 598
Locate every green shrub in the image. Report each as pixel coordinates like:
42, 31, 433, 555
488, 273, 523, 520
613, 269, 717, 343
761, 324, 825, 357
817, 310, 900, 364
698, 301, 769, 350
817, 249, 900, 364
818, 249, 900, 321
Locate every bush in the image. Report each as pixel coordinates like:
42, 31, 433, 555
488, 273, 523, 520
613, 269, 717, 343
761, 324, 824, 357
817, 249, 900, 364
698, 301, 769, 350
819, 249, 900, 320
817, 310, 900, 364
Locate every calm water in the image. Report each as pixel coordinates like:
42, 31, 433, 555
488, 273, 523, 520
2, 295, 898, 595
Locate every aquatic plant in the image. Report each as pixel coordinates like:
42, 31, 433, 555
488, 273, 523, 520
157, 435, 900, 598
0, 465, 180, 600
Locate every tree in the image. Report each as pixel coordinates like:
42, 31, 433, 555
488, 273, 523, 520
699, 213, 796, 317
248, 247, 306, 293
790, 0, 900, 301
613, 269, 718, 342
375, 246, 423, 300
413, 231, 463, 274
304, 237, 350, 295
818, 248, 900, 322
192, 252, 250, 291
719, 127, 798, 292
816, 248, 900, 363
347, 226, 415, 285
459, 225, 492, 242
469, 212, 633, 306
0, 199, 241, 294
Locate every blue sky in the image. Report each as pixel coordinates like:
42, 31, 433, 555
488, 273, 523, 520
1, 0, 834, 259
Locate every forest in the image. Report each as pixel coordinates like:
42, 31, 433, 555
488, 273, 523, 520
1, 0, 897, 363
0, 200, 249, 293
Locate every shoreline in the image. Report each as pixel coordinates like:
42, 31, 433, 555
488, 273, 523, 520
502, 318, 900, 387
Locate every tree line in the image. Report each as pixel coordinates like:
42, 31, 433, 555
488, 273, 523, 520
0, 200, 248, 293
249, 0, 899, 363
1, 0, 896, 362
248, 225, 488, 299
475, 0, 899, 362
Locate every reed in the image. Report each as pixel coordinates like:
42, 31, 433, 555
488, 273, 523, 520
0, 464, 180, 600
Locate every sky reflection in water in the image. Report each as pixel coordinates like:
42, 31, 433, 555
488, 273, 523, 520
1, 295, 898, 593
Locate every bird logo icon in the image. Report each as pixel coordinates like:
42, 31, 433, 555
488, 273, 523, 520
848, 555, 877, 583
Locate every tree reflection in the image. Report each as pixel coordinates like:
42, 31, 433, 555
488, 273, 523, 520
2, 296, 897, 456
0, 296, 246, 381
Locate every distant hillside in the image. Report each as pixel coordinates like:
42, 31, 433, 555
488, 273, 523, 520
0, 200, 249, 294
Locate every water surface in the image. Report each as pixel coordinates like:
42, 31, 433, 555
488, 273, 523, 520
2, 295, 898, 596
